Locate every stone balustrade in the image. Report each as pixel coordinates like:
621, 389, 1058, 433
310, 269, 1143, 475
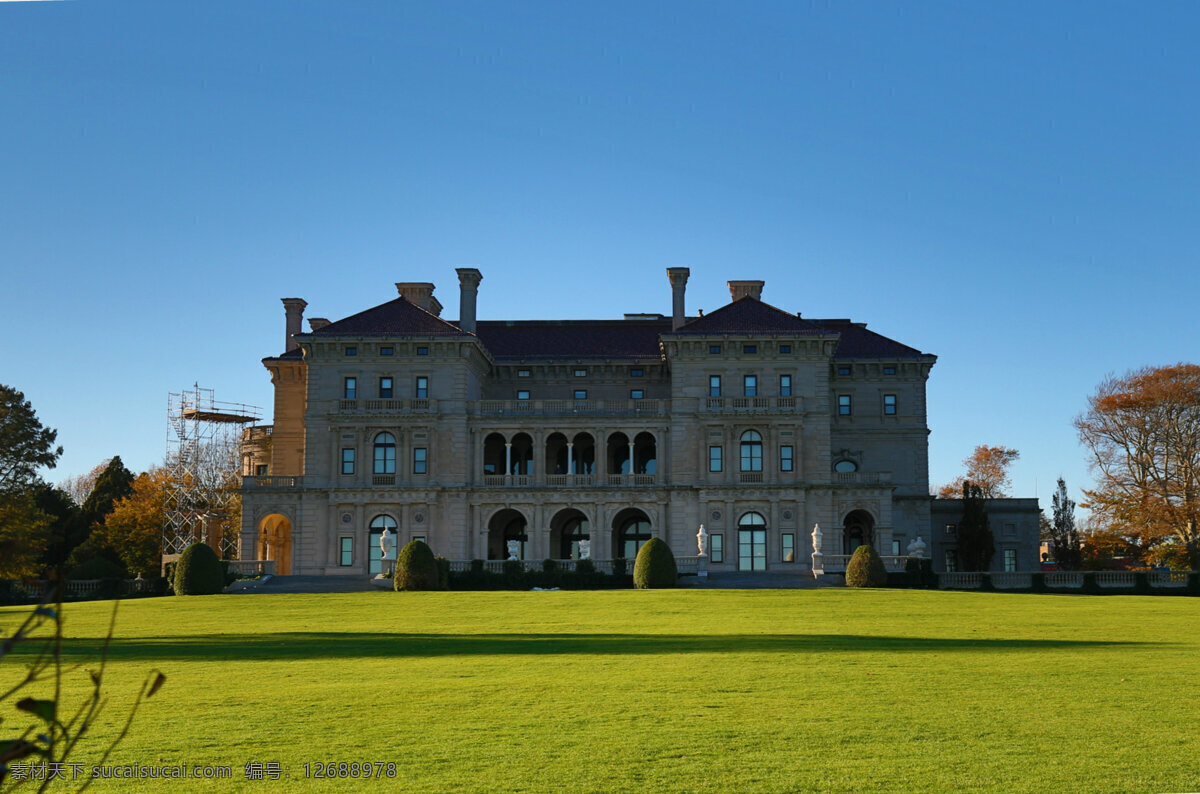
475, 399, 664, 416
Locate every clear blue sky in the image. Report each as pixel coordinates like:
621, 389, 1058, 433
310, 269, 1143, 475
3, 1, 1197, 511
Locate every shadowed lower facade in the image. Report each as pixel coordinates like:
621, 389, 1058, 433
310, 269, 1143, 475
240, 268, 944, 576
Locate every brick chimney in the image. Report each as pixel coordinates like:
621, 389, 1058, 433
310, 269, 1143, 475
281, 298, 307, 352
456, 268, 483, 333
395, 282, 443, 316
666, 267, 690, 330
728, 280, 764, 301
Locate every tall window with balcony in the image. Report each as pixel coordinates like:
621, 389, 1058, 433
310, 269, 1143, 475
709, 375, 721, 397
379, 377, 393, 398
740, 430, 763, 472
344, 377, 357, 399
415, 377, 428, 399
744, 375, 757, 397
373, 432, 396, 479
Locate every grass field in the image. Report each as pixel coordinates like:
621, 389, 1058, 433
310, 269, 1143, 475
2, 589, 1199, 792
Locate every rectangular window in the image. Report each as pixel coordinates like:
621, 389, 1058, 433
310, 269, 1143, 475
709, 345, 721, 355
341, 448, 355, 475
379, 377, 393, 398
945, 551, 957, 573
744, 375, 757, 397
518, 369, 531, 377
709, 445, 723, 472
782, 533, 795, 563
573, 389, 587, 400
339, 537, 353, 566
343, 377, 357, 399
709, 375, 721, 397
945, 523, 957, 536
780, 445, 794, 472
883, 366, 895, 375
517, 390, 530, 401
838, 394, 852, 415
574, 369, 587, 377
710, 533, 724, 563
631, 368, 644, 377
892, 539, 902, 555
884, 394, 897, 415
1004, 549, 1017, 572
838, 366, 851, 376
743, 344, 757, 354
344, 346, 357, 356
255, 464, 268, 476
413, 447, 427, 475
630, 389, 644, 400
380, 346, 394, 356
780, 344, 792, 354
416, 346, 429, 356
412, 536, 425, 544
780, 374, 792, 396
415, 376, 428, 398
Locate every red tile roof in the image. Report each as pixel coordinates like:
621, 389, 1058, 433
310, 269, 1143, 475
474, 319, 669, 360
305, 297, 468, 338
673, 296, 827, 335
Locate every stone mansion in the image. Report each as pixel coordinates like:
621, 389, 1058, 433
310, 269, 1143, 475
240, 268, 986, 577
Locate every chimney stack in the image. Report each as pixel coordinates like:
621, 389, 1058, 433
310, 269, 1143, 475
395, 282, 443, 316
308, 318, 331, 332
728, 280, 764, 302
666, 267, 690, 330
281, 298, 307, 352
456, 268, 483, 333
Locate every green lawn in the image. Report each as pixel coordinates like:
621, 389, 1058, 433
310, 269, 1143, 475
3, 589, 1199, 792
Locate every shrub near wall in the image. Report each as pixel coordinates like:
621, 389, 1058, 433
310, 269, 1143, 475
845, 545, 888, 588
394, 540, 441, 591
173, 543, 226, 595
633, 538, 677, 589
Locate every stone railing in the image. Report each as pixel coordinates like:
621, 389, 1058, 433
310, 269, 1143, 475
833, 472, 893, 485
226, 560, 275, 577
990, 572, 1033, 590
242, 475, 303, 489
1150, 570, 1189, 587
675, 556, 700, 573
939, 572, 983, 589
1043, 571, 1084, 588
336, 399, 438, 414
1095, 571, 1136, 588
446, 559, 631, 575
474, 399, 664, 416
701, 396, 803, 413
481, 474, 533, 487
815, 554, 911, 573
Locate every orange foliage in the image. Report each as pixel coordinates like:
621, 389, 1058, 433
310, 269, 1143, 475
936, 445, 1020, 499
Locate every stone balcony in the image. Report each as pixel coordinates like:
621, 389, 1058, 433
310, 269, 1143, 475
481, 473, 657, 487
242, 476, 304, 489
474, 399, 665, 416
701, 396, 802, 413
833, 471, 892, 485
335, 399, 438, 414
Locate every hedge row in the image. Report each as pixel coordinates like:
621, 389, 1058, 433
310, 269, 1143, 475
446, 558, 633, 591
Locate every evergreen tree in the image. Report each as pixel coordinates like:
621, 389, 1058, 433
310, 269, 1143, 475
956, 481, 995, 571
70, 456, 135, 558
1049, 477, 1082, 570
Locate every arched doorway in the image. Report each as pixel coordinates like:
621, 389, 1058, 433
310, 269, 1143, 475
607, 432, 631, 474
488, 508, 528, 560
550, 508, 590, 559
257, 513, 293, 575
633, 432, 656, 475
738, 511, 767, 571
368, 515, 397, 576
612, 508, 651, 559
843, 509, 875, 555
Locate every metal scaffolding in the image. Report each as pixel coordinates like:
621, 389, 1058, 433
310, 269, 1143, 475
164, 385, 260, 559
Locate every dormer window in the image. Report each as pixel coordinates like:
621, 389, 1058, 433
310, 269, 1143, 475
345, 346, 357, 356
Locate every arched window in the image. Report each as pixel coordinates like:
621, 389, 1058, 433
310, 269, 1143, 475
738, 511, 766, 526
617, 517, 652, 559
374, 432, 396, 474
740, 430, 763, 472
368, 515, 398, 576
834, 459, 858, 473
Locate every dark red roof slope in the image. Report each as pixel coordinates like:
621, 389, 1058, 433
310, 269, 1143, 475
473, 319, 668, 360
808, 319, 930, 359
672, 296, 826, 335
305, 297, 469, 338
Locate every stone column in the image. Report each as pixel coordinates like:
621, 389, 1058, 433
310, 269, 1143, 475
282, 298, 307, 353
666, 267, 690, 330
455, 268, 482, 333
567, 442, 574, 476
505, 442, 512, 481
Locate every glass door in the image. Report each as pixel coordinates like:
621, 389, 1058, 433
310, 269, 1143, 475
738, 529, 767, 571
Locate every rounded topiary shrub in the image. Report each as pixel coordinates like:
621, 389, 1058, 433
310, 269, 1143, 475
633, 538, 677, 589
845, 544, 888, 588
394, 540, 440, 591
173, 542, 226, 595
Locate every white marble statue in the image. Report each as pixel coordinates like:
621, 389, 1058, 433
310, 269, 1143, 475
578, 539, 591, 560
506, 539, 520, 561
907, 535, 927, 559
380, 528, 397, 562
811, 523, 823, 553
696, 523, 708, 556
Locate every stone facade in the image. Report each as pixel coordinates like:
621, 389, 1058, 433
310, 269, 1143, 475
929, 498, 1042, 574
240, 268, 942, 576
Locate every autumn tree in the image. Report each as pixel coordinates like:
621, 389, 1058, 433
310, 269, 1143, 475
937, 445, 1020, 499
58, 458, 112, 507
1075, 364, 1200, 568
1048, 477, 1082, 570
955, 481, 995, 571
96, 467, 171, 577
67, 456, 135, 562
